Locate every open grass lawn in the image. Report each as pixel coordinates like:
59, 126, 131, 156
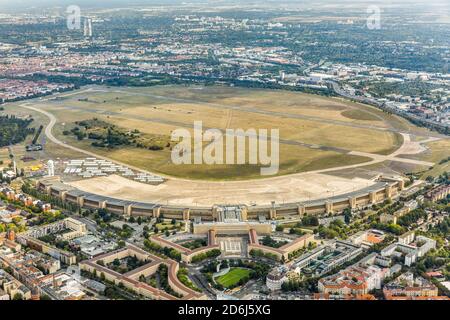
0, 147, 10, 164
48, 129, 372, 180
17, 84, 418, 180
416, 139, 450, 178
340, 109, 381, 121
391, 138, 450, 178
215, 268, 251, 288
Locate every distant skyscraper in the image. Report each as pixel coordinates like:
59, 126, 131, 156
47, 160, 55, 177
83, 18, 93, 38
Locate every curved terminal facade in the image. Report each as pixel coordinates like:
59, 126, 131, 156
36, 176, 405, 221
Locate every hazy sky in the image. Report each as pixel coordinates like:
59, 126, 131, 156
0, 0, 179, 9
0, 0, 448, 10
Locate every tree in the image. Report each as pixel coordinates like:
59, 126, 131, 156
302, 215, 319, 226
344, 208, 352, 224
13, 293, 23, 300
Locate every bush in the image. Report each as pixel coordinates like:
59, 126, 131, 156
301, 216, 319, 226
191, 249, 221, 263
177, 268, 202, 292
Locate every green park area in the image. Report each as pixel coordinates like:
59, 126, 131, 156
215, 267, 252, 288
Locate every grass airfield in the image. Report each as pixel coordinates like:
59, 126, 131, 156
2, 84, 448, 206
29, 85, 409, 180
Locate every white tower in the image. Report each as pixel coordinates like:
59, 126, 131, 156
47, 160, 55, 177
83, 18, 93, 38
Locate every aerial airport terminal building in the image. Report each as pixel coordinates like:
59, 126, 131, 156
35, 175, 405, 222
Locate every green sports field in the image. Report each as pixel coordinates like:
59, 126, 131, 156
215, 268, 252, 288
